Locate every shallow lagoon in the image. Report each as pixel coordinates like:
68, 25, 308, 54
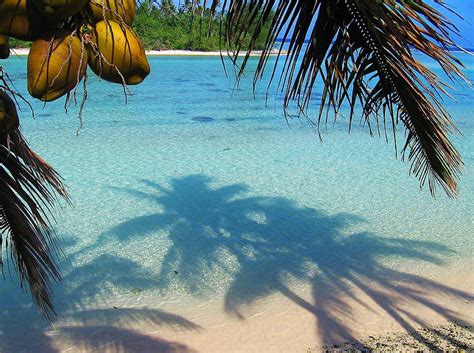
0, 54, 473, 351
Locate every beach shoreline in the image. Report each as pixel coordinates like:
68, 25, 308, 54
9, 48, 285, 57
12, 260, 472, 353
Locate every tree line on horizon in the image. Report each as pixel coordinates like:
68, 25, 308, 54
133, 0, 274, 50
10, 0, 274, 51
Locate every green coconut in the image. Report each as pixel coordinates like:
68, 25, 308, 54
88, 20, 149, 85
87, 0, 136, 25
28, 30, 88, 101
0, 0, 55, 41
32, 0, 89, 21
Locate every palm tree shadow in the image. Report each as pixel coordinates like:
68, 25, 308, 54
104, 174, 473, 348
55, 326, 197, 353
0, 240, 200, 352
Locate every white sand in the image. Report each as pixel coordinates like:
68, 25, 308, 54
9, 48, 30, 56
18, 261, 472, 353
9, 48, 285, 57
147, 49, 284, 56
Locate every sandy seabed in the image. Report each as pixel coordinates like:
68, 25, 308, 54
15, 261, 472, 353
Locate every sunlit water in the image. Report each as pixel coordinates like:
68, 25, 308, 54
0, 54, 473, 349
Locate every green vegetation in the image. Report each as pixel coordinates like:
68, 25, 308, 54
8, 37, 31, 48
132, 0, 273, 51
7, 1, 274, 51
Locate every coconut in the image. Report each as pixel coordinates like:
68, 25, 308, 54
87, 0, 136, 25
0, 90, 20, 135
28, 30, 88, 101
32, 0, 89, 21
0, 0, 54, 41
0, 35, 10, 59
88, 20, 149, 85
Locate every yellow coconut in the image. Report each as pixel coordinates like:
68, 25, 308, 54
0, 35, 10, 59
28, 30, 88, 101
32, 0, 89, 21
88, 20, 149, 85
0, 0, 55, 41
87, 0, 136, 25
0, 90, 20, 135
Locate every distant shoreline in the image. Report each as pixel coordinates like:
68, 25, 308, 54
9, 48, 286, 57
9, 46, 470, 56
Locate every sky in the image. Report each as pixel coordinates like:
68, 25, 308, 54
170, 0, 474, 48
437, 0, 474, 48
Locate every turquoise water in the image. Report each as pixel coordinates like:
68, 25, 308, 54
0, 54, 473, 349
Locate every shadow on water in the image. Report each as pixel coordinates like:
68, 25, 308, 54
0, 240, 200, 352
103, 174, 473, 348
1, 174, 472, 351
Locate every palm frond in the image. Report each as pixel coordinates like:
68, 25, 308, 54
211, 0, 466, 196
0, 90, 69, 319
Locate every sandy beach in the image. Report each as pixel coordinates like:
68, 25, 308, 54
10, 48, 285, 57
8, 261, 472, 352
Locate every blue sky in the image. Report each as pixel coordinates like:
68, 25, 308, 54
442, 0, 474, 47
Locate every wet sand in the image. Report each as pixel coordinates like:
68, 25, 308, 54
19, 261, 473, 353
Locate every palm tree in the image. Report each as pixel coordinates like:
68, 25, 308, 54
0, 105, 69, 319
0, 0, 467, 318
211, 0, 466, 196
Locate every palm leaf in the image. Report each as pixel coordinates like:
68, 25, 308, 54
0, 94, 69, 319
211, 0, 466, 196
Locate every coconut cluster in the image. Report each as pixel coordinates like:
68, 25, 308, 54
0, 0, 150, 135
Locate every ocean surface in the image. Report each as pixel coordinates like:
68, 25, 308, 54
0, 54, 473, 350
